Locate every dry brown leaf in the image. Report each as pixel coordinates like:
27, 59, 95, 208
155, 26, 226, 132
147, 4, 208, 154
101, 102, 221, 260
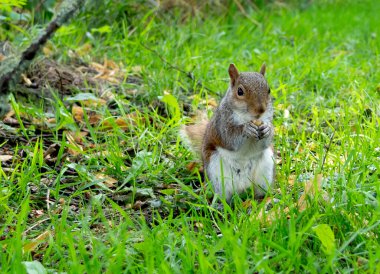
0, 53, 5, 62
297, 174, 323, 211
66, 131, 88, 144
104, 58, 118, 69
90, 58, 124, 84
115, 117, 129, 128
0, 155, 13, 162
88, 113, 102, 125
4, 109, 15, 119
95, 173, 118, 188
47, 118, 56, 124
101, 117, 129, 131
72, 105, 84, 122
2, 116, 19, 125
23, 230, 52, 253
72, 105, 102, 125
80, 98, 107, 107
90, 62, 103, 71
101, 112, 145, 131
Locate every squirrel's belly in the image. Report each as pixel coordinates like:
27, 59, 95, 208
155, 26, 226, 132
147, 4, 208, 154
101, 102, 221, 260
207, 147, 274, 199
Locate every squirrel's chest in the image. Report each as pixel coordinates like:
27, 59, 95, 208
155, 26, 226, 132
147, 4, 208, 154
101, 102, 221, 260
223, 138, 266, 160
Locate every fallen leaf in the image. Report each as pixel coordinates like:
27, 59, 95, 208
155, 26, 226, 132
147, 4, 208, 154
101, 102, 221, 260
95, 173, 118, 188
65, 131, 88, 144
101, 117, 129, 130
2, 117, 19, 125
72, 105, 102, 125
297, 174, 323, 211
101, 112, 145, 131
90, 58, 124, 84
46, 118, 56, 124
72, 105, 84, 122
4, 109, 15, 119
23, 230, 52, 253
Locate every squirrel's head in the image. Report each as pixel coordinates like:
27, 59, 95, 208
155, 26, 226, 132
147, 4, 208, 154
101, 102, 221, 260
228, 63, 270, 119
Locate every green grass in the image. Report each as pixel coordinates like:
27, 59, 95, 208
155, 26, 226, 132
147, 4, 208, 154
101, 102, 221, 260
1, 0, 380, 273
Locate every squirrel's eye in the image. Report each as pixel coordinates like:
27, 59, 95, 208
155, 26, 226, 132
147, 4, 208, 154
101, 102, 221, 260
237, 87, 244, 96
268, 88, 271, 94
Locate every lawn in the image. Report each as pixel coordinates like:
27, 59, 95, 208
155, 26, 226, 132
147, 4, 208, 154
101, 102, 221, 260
0, 0, 379, 272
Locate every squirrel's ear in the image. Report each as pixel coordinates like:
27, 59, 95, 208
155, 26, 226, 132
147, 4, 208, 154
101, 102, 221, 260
260, 63, 266, 76
228, 63, 239, 85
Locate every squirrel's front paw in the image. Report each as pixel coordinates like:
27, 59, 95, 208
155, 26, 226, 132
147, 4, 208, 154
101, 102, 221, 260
258, 122, 272, 139
243, 121, 260, 140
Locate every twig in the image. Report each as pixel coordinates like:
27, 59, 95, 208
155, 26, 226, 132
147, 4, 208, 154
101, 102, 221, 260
46, 188, 51, 211
22, 217, 51, 236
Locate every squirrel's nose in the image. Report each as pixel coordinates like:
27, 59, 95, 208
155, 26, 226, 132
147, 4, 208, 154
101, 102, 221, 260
257, 106, 265, 115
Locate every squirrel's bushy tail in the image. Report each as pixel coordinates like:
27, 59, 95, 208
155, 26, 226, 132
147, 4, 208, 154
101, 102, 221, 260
180, 120, 208, 158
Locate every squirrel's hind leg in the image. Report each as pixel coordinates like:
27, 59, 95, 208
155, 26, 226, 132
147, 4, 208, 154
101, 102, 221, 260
206, 152, 235, 202
252, 147, 275, 198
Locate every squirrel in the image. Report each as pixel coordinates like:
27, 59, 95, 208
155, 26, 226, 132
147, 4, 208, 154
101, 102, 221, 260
181, 63, 275, 202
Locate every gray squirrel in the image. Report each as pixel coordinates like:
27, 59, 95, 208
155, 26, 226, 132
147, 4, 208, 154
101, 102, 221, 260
181, 64, 275, 201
